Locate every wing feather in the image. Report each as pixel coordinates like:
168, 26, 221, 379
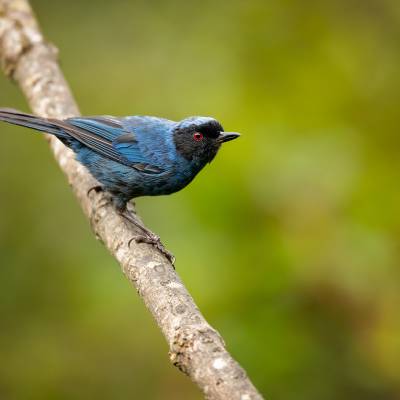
63, 117, 165, 174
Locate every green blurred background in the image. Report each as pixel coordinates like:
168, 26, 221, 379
1, 0, 400, 399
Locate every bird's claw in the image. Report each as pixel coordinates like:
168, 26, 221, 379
87, 186, 113, 210
128, 234, 175, 266
87, 185, 103, 197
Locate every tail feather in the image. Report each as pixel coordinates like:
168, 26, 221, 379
0, 108, 65, 136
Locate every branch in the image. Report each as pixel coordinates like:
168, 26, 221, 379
0, 1, 264, 399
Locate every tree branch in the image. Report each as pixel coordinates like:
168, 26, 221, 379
0, 1, 264, 399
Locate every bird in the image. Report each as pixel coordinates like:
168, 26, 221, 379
0, 108, 240, 263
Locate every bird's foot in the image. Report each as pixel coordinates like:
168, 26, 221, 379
131, 233, 175, 266
121, 210, 175, 265
87, 185, 103, 197
88, 186, 115, 211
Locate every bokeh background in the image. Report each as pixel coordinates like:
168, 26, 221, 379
1, 0, 400, 399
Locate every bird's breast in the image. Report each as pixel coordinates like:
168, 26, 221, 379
143, 157, 204, 196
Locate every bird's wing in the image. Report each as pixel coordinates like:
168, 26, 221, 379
64, 116, 166, 174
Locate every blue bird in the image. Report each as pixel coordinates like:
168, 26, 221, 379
0, 108, 240, 262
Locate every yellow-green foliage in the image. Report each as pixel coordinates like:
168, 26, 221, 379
0, 0, 399, 398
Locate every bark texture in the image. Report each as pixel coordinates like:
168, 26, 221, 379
0, 1, 264, 399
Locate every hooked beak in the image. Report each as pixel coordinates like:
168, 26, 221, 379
218, 131, 241, 143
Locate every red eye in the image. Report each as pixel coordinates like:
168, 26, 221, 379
193, 132, 203, 142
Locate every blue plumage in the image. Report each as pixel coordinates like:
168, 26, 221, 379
0, 108, 239, 261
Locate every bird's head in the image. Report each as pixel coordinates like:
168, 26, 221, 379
173, 117, 240, 164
